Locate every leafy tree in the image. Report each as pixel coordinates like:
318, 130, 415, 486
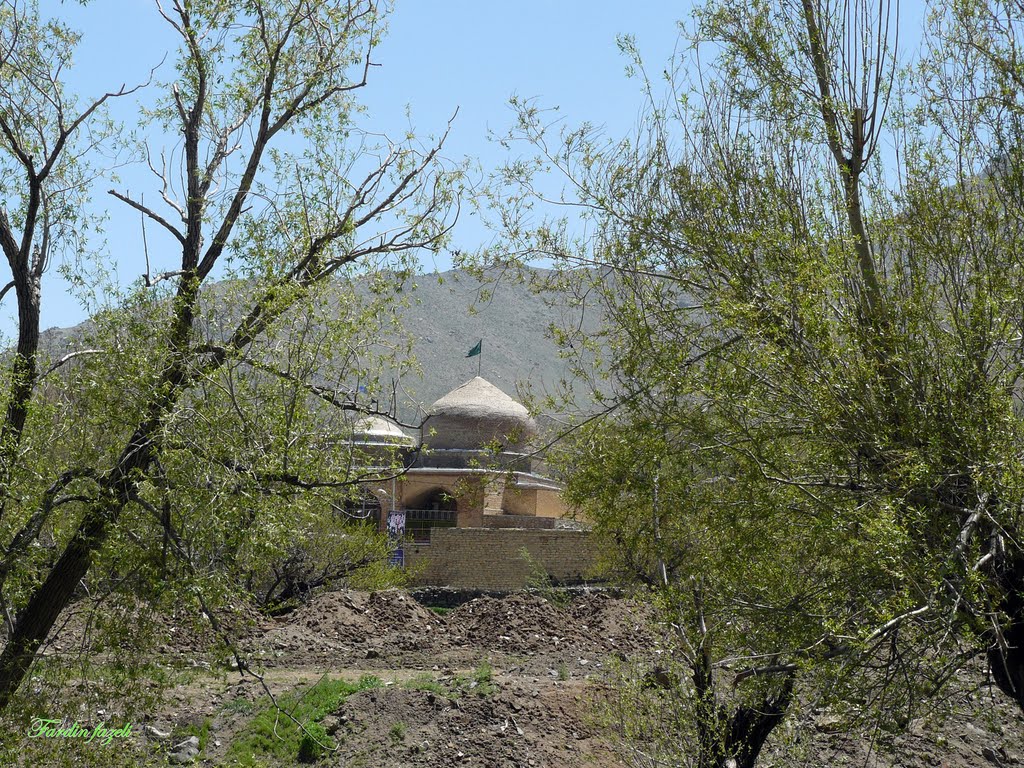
0, 0, 458, 712
491, 0, 1024, 764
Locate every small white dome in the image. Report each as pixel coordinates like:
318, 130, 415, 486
352, 416, 413, 445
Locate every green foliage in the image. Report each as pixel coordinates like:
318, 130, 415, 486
296, 728, 326, 764
223, 696, 258, 716
473, 660, 493, 685
8, 606, 204, 736
0, 737, 166, 768
0, 0, 461, 710
183, 716, 213, 752
488, 0, 1024, 763
519, 546, 571, 607
517, 546, 549, 588
467, 660, 497, 696
401, 664, 497, 700
225, 675, 380, 766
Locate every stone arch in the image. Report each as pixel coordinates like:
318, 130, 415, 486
402, 486, 457, 543
404, 486, 458, 512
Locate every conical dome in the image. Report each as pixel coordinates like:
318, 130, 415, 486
422, 377, 538, 450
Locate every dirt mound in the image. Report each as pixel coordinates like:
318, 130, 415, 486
366, 590, 439, 630
287, 589, 437, 641
328, 680, 619, 768
46, 597, 262, 659
285, 591, 375, 643
255, 589, 447, 665
447, 594, 572, 654
446, 592, 654, 657
566, 592, 656, 653
25, 589, 1024, 768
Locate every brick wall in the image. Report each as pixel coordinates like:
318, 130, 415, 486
404, 528, 599, 590
482, 513, 554, 530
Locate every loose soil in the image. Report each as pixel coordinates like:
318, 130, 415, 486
13, 589, 1024, 767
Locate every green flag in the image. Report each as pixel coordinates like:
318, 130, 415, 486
466, 339, 482, 358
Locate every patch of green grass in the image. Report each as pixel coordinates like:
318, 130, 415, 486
428, 606, 452, 615
450, 661, 498, 697
403, 664, 498, 701
296, 723, 329, 764
388, 721, 407, 744
224, 675, 380, 766
222, 696, 257, 715
399, 663, 500, 704
183, 716, 213, 752
474, 660, 493, 685
403, 673, 448, 696
472, 660, 498, 695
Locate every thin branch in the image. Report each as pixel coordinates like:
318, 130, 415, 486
863, 605, 932, 645
36, 349, 103, 382
108, 190, 186, 245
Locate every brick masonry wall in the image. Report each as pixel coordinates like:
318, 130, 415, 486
482, 513, 555, 530
404, 528, 599, 590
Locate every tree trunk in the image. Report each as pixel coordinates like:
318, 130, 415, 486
0, 502, 110, 708
0, 422, 156, 708
723, 674, 796, 768
0, 277, 40, 525
989, 544, 1024, 710
692, 642, 794, 768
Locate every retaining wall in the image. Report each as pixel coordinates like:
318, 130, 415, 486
404, 528, 599, 590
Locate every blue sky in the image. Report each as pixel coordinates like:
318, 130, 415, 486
15, 1, 691, 335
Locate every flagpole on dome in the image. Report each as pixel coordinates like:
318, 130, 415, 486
466, 338, 482, 377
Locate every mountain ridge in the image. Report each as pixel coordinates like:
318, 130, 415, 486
36, 267, 601, 421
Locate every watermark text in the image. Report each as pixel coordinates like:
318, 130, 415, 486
28, 718, 132, 746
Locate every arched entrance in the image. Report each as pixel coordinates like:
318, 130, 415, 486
402, 487, 457, 543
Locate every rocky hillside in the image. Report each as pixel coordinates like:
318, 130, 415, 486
370, 269, 600, 416
37, 268, 603, 421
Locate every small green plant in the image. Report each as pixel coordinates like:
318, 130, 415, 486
557, 662, 569, 681
474, 660, 492, 684
403, 669, 502, 701
468, 661, 497, 695
297, 722, 329, 763
389, 721, 407, 744
519, 547, 571, 607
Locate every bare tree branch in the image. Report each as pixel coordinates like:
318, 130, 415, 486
108, 190, 186, 245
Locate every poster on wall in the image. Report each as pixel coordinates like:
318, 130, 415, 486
386, 510, 406, 567
386, 509, 406, 538
388, 547, 404, 567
